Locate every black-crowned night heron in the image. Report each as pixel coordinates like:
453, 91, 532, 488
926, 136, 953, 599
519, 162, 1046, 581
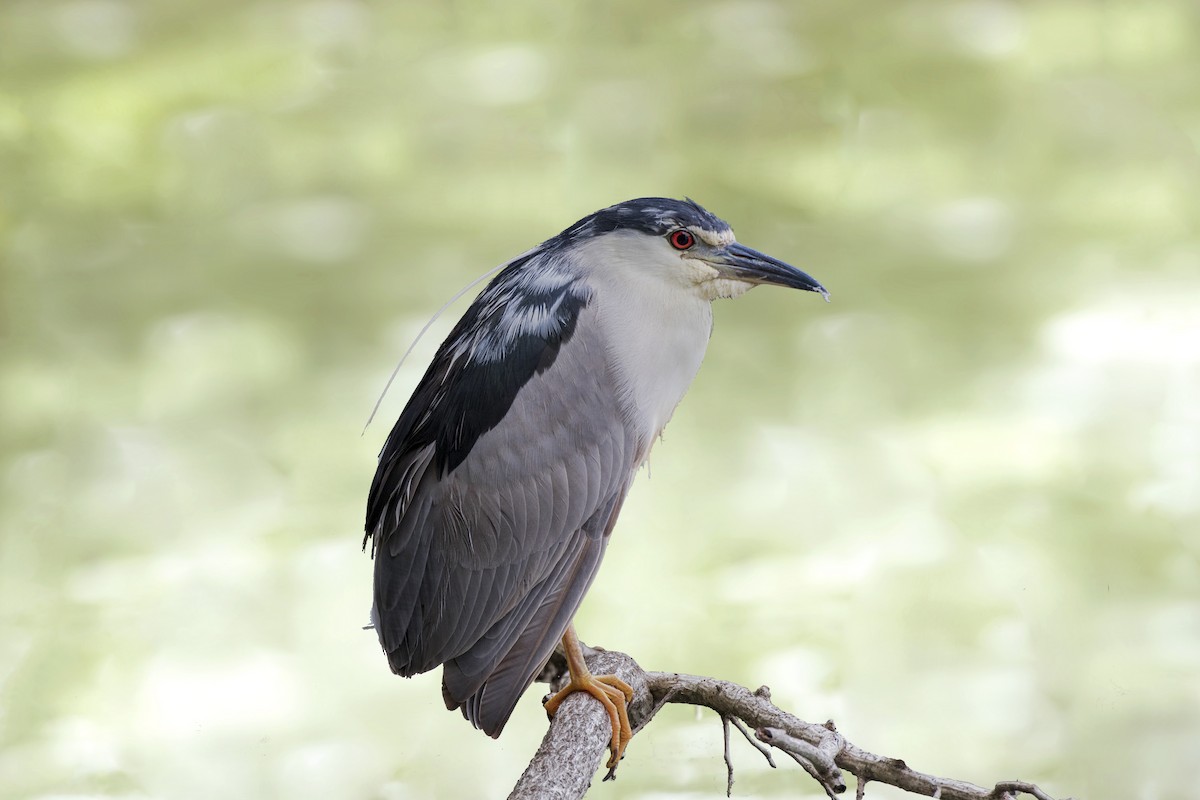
365, 197, 827, 769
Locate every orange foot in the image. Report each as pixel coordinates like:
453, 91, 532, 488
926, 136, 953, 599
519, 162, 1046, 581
543, 625, 635, 770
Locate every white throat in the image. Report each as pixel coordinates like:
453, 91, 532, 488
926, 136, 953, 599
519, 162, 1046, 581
573, 234, 717, 458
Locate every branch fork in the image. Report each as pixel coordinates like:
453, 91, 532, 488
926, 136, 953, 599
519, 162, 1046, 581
509, 644, 1069, 800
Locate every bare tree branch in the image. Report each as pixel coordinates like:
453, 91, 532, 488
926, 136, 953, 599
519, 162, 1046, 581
721, 714, 735, 797
509, 645, 1071, 800
730, 714, 776, 770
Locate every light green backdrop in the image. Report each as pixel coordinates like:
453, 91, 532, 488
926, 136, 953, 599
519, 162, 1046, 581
1, 1, 1197, 798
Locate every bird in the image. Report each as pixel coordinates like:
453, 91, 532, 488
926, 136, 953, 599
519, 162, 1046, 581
364, 197, 827, 769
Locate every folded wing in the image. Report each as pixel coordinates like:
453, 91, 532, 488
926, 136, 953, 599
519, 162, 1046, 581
366, 261, 639, 736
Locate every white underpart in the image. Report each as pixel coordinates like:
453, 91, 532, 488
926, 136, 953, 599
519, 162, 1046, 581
572, 231, 729, 458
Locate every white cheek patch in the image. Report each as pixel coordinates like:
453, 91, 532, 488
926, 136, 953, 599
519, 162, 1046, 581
679, 256, 720, 284
699, 278, 753, 300
680, 256, 754, 300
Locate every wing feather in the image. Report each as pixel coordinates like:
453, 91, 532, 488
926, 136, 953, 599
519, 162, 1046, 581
445, 481, 630, 735
368, 280, 642, 736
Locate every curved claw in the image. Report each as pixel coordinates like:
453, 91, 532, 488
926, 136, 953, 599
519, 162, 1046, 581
543, 626, 635, 771
544, 672, 633, 767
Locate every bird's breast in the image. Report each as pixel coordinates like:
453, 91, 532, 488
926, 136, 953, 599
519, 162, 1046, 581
588, 280, 714, 459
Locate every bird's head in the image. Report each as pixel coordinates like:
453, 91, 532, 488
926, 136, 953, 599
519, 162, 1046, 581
560, 197, 829, 302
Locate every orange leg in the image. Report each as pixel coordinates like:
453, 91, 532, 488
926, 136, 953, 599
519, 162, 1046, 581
543, 624, 634, 769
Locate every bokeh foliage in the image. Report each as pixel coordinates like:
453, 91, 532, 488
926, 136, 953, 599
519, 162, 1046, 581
1, 1, 1198, 798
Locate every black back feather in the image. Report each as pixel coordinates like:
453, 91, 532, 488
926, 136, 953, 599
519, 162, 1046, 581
365, 253, 589, 545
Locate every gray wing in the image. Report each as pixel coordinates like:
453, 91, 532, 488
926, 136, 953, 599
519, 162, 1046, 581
368, 284, 641, 737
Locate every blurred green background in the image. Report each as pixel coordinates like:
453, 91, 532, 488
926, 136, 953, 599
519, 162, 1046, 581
1, 1, 1198, 798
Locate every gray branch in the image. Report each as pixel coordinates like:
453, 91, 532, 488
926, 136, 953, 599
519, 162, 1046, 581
508, 646, 1071, 800
508, 648, 651, 799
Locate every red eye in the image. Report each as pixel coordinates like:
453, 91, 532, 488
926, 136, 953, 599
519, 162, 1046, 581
669, 230, 695, 250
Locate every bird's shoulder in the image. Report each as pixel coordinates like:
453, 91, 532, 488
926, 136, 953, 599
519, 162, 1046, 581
365, 252, 594, 537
